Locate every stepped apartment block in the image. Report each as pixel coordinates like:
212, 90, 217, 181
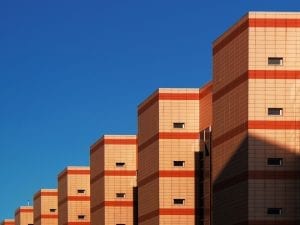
33, 189, 58, 225
2, 11, 300, 225
137, 87, 212, 225
212, 11, 300, 225
14, 206, 33, 225
90, 135, 137, 225
58, 166, 90, 225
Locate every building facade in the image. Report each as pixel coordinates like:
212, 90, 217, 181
33, 189, 58, 225
58, 166, 90, 225
137, 87, 211, 225
14, 206, 33, 225
90, 135, 137, 225
212, 11, 300, 225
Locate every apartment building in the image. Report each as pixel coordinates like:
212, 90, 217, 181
212, 11, 300, 225
14, 206, 33, 225
137, 87, 212, 225
58, 166, 90, 225
90, 135, 137, 225
33, 189, 58, 225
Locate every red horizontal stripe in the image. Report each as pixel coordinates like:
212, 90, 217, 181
91, 201, 133, 213
139, 132, 199, 153
34, 191, 58, 200
58, 169, 90, 180
64, 222, 90, 225
249, 70, 300, 79
214, 18, 300, 55
249, 18, 300, 28
138, 170, 194, 188
91, 170, 136, 184
159, 170, 194, 177
15, 208, 33, 216
248, 120, 300, 129
90, 138, 137, 154
1, 222, 14, 225
214, 170, 300, 193
212, 122, 248, 148
138, 92, 199, 115
213, 19, 248, 55
58, 196, 90, 206
199, 82, 212, 100
34, 214, 58, 222
138, 208, 194, 223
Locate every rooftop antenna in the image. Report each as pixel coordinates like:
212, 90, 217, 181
27, 200, 30, 206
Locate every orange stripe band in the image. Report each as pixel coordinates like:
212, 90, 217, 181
139, 132, 199, 153
34, 214, 58, 222
58, 169, 90, 180
34, 191, 58, 200
90, 138, 137, 154
213, 70, 300, 103
58, 196, 90, 206
138, 170, 194, 187
214, 18, 300, 55
15, 208, 33, 216
138, 208, 194, 223
91, 170, 136, 184
91, 201, 133, 213
63, 222, 90, 225
138, 92, 199, 115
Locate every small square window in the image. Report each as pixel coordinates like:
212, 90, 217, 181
267, 158, 283, 166
268, 108, 283, 116
173, 161, 185, 167
49, 208, 56, 213
78, 215, 85, 220
116, 162, 125, 167
116, 193, 126, 198
77, 189, 86, 194
267, 208, 282, 215
173, 122, 185, 128
268, 57, 283, 65
173, 199, 185, 205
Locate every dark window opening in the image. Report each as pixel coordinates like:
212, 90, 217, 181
173, 161, 185, 167
268, 108, 283, 116
267, 158, 283, 166
267, 208, 282, 215
173, 122, 185, 128
78, 215, 85, 220
173, 199, 185, 205
116, 193, 126, 198
116, 162, 125, 167
77, 189, 86, 194
49, 208, 56, 213
268, 57, 283, 65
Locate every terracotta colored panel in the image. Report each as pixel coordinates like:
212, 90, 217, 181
58, 170, 90, 180
248, 120, 300, 129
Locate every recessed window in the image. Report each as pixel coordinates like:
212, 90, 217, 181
116, 162, 125, 167
77, 189, 86, 194
78, 215, 85, 220
49, 208, 56, 213
116, 224, 126, 225
267, 158, 283, 166
116, 193, 126, 198
173, 161, 185, 167
267, 208, 282, 215
173, 122, 185, 128
268, 108, 283, 116
268, 57, 283, 65
173, 199, 185, 205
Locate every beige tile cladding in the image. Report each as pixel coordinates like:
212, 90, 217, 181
58, 166, 90, 225
138, 88, 201, 225
33, 189, 57, 225
90, 135, 137, 225
14, 206, 33, 225
212, 11, 300, 225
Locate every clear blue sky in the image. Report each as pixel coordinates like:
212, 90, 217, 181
0, 0, 299, 219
